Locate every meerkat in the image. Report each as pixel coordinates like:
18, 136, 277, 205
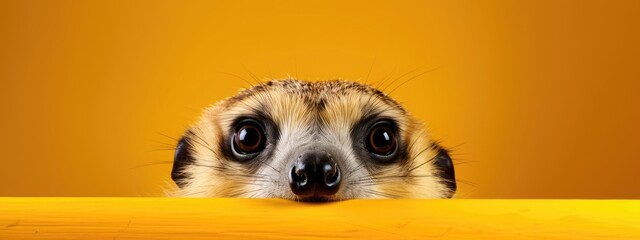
170, 79, 456, 201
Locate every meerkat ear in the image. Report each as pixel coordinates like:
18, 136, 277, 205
171, 136, 194, 188
433, 146, 457, 198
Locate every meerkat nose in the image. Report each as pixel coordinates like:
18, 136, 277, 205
288, 150, 341, 200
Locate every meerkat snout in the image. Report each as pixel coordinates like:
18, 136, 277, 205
289, 150, 341, 201
170, 79, 456, 201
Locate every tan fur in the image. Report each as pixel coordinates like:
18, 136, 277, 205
171, 79, 454, 199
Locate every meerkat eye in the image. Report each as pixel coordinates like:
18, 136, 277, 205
366, 121, 397, 156
232, 119, 266, 156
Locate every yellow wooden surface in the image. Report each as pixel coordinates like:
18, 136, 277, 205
0, 198, 638, 239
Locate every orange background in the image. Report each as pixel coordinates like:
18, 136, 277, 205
1, 1, 638, 198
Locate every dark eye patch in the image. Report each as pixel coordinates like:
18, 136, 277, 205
350, 115, 406, 167
432, 145, 457, 197
172, 135, 194, 188
230, 118, 268, 160
219, 114, 280, 172
365, 121, 398, 156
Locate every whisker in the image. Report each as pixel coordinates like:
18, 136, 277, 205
154, 131, 180, 142
363, 189, 400, 199
241, 64, 264, 86
363, 56, 376, 85
372, 65, 397, 90
129, 160, 175, 170
219, 71, 256, 89
456, 179, 479, 189
387, 66, 441, 95
381, 65, 424, 93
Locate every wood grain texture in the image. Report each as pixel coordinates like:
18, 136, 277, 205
0, 198, 638, 239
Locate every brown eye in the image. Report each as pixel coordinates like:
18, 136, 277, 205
232, 120, 266, 155
366, 122, 397, 156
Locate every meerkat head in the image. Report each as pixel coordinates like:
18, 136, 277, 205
170, 79, 456, 201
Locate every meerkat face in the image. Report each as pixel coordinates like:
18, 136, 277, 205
171, 80, 456, 201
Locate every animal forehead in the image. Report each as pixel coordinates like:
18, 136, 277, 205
261, 80, 381, 95
226, 80, 404, 110
216, 80, 408, 133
